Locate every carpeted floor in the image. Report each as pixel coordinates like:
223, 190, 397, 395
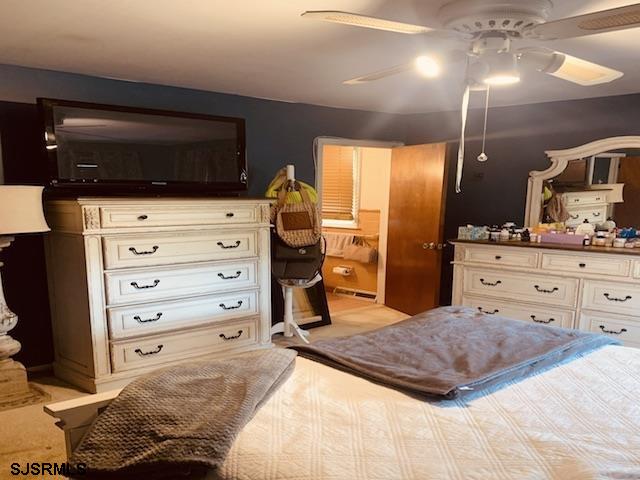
325, 292, 375, 313
0, 304, 407, 475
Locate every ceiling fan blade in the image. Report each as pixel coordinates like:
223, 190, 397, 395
526, 3, 640, 40
302, 10, 443, 35
519, 47, 623, 86
343, 63, 414, 85
343, 50, 466, 85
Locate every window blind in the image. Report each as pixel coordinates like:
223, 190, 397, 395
322, 146, 358, 221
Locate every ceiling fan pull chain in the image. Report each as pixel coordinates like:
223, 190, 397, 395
478, 85, 490, 162
455, 84, 470, 194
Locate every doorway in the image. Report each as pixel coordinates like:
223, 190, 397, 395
316, 138, 449, 317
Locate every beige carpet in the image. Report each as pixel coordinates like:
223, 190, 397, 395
0, 305, 406, 474
325, 292, 375, 313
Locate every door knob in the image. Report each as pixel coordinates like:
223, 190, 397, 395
422, 242, 436, 250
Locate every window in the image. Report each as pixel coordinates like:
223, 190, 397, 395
321, 145, 360, 228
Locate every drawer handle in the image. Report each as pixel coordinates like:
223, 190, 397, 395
480, 278, 502, 287
219, 300, 243, 310
226, 212, 235, 218
579, 263, 586, 268
218, 271, 242, 280
477, 307, 499, 314
133, 312, 163, 323
137, 214, 148, 221
569, 214, 579, 220
134, 344, 163, 356
130, 279, 160, 289
593, 212, 601, 217
495, 255, 502, 260
599, 325, 627, 335
531, 315, 555, 324
217, 240, 241, 249
534, 285, 559, 294
128, 245, 159, 256
219, 330, 243, 341
603, 293, 632, 302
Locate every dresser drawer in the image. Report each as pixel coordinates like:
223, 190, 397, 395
634, 261, 640, 279
99, 204, 260, 229
578, 311, 640, 348
541, 253, 630, 277
110, 318, 259, 372
563, 191, 607, 207
565, 206, 608, 227
103, 230, 258, 269
104, 259, 258, 305
581, 280, 640, 318
462, 296, 574, 328
463, 268, 578, 307
108, 290, 259, 339
463, 246, 538, 268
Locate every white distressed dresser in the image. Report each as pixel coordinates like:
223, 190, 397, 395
44, 197, 272, 392
562, 190, 610, 228
452, 240, 640, 348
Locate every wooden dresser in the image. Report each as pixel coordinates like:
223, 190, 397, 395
44, 197, 272, 392
452, 240, 640, 349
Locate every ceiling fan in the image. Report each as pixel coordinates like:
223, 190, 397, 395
302, 0, 640, 88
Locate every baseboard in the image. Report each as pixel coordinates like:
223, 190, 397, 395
26, 363, 54, 374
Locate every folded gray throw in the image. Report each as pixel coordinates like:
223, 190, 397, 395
290, 306, 618, 399
70, 348, 297, 479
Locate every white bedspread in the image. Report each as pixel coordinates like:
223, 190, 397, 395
218, 345, 640, 480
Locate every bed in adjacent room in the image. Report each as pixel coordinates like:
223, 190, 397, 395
46, 307, 640, 479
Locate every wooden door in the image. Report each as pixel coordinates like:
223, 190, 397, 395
385, 143, 448, 315
614, 158, 640, 227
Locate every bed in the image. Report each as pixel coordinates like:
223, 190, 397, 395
217, 347, 640, 480
46, 313, 640, 479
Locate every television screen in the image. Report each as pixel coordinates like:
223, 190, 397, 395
39, 99, 247, 193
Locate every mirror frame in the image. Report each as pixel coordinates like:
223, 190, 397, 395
524, 136, 640, 227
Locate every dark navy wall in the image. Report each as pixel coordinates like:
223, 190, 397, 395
402, 93, 640, 304
2, 62, 639, 366
0, 63, 409, 367
0, 64, 408, 195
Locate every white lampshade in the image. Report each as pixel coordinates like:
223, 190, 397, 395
0, 186, 50, 235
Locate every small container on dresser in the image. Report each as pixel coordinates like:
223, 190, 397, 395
452, 240, 640, 349
44, 197, 273, 393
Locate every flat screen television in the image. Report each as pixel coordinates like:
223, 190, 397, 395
38, 98, 247, 194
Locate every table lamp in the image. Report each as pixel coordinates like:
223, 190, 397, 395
0, 185, 50, 409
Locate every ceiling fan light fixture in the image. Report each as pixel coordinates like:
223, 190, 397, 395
547, 53, 623, 86
483, 52, 520, 86
484, 74, 520, 86
301, 11, 431, 34
414, 55, 440, 78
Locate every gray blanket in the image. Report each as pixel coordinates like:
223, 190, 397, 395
290, 306, 618, 399
70, 348, 297, 479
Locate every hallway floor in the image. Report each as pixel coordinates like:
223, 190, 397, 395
325, 291, 376, 314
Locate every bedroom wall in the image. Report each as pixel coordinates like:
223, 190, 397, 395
402, 92, 640, 305
2, 61, 640, 366
0, 63, 409, 368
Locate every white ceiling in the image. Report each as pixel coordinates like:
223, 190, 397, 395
1, 0, 639, 114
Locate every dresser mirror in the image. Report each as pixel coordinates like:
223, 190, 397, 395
525, 136, 640, 229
